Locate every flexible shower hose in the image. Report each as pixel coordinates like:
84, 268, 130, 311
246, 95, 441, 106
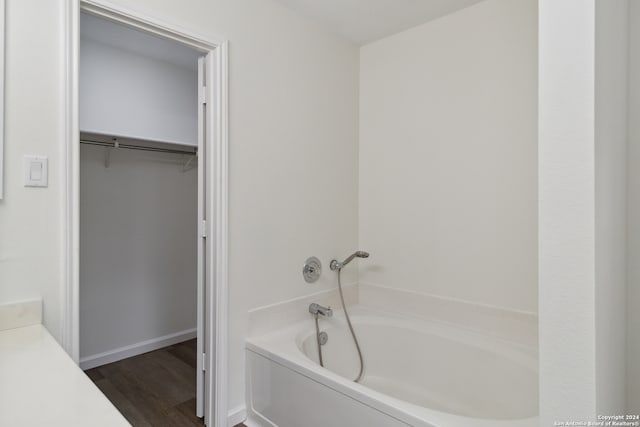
314, 313, 324, 366
337, 268, 365, 383
315, 268, 365, 382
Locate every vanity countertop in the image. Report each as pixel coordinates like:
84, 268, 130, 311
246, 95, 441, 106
0, 324, 130, 427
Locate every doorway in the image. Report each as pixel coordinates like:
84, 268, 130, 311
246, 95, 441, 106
63, 2, 228, 426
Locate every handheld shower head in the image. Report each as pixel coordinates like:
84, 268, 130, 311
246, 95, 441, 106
330, 250, 370, 271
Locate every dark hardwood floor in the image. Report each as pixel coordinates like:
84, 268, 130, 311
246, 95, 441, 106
85, 340, 246, 427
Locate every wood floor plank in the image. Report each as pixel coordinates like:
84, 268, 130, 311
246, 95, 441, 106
107, 371, 175, 425
85, 367, 105, 382
84, 341, 254, 427
167, 399, 204, 426
173, 398, 199, 422
94, 378, 153, 427
151, 349, 196, 389
85, 340, 205, 427
167, 339, 197, 369
102, 350, 194, 406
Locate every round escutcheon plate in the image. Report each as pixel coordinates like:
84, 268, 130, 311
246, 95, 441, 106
302, 256, 322, 283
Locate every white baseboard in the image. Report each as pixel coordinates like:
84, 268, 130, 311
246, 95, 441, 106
79, 328, 197, 370
228, 405, 247, 426
243, 413, 273, 427
242, 418, 266, 427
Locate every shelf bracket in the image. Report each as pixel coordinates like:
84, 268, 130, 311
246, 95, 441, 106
182, 154, 196, 172
103, 139, 119, 168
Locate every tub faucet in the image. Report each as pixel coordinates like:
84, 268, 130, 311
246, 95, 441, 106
309, 303, 333, 317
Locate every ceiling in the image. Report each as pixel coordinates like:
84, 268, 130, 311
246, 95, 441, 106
80, 13, 201, 71
272, 0, 486, 45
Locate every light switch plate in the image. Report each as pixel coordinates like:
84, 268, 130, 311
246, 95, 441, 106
24, 156, 48, 187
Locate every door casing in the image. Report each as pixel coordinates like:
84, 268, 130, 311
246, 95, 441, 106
61, 1, 229, 425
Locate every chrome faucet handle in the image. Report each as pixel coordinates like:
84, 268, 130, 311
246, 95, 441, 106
303, 257, 322, 283
309, 303, 333, 317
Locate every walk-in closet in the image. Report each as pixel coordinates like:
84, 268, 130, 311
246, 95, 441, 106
79, 12, 208, 425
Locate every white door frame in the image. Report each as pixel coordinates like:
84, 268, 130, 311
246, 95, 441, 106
62, 1, 229, 425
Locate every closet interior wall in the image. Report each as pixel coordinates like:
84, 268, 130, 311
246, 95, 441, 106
79, 12, 200, 366
79, 144, 198, 363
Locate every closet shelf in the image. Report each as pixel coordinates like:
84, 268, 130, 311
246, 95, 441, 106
80, 132, 197, 155
80, 139, 197, 155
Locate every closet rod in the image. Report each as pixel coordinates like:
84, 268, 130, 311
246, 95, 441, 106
80, 139, 197, 155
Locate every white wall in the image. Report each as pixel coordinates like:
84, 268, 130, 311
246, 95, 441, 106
595, 0, 628, 415
539, 0, 596, 421
538, 0, 630, 418
0, 0, 360, 417
80, 37, 198, 146
0, 0, 66, 340
79, 145, 197, 359
1, 0, 631, 421
628, 0, 640, 413
538, 0, 630, 422
358, 0, 538, 313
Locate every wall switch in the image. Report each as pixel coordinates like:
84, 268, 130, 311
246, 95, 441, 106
24, 156, 48, 187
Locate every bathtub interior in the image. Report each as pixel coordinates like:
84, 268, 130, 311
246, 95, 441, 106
297, 312, 538, 420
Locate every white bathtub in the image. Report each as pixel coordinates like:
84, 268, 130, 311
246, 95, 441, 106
246, 306, 538, 427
